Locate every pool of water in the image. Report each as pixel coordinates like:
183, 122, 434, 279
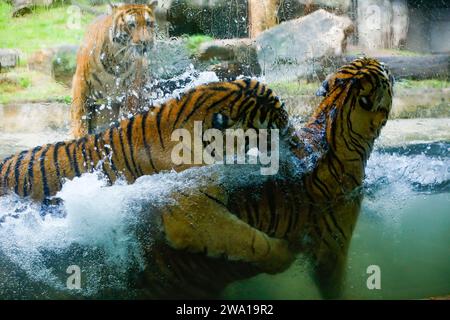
0, 102, 449, 299
225, 143, 450, 299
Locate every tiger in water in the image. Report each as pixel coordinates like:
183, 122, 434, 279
0, 79, 287, 202
133, 57, 394, 299
0, 58, 393, 299
71, 1, 158, 138
0, 79, 292, 279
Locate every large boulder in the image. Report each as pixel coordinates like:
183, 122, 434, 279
255, 9, 353, 82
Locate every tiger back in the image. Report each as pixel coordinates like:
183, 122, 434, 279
0, 79, 288, 201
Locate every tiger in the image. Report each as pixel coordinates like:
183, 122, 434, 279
131, 57, 394, 299
0, 79, 287, 201
71, 1, 158, 138
0, 78, 293, 281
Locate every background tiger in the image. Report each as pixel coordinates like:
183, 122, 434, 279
134, 58, 394, 299
71, 1, 158, 138
0, 79, 288, 202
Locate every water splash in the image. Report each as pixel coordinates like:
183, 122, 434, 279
362, 142, 450, 223
0, 131, 448, 298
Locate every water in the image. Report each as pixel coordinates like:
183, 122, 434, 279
0, 102, 449, 299
225, 141, 450, 299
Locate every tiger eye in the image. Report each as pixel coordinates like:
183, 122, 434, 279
359, 96, 372, 111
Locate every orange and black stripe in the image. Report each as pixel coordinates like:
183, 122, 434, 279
138, 58, 393, 299
0, 79, 288, 201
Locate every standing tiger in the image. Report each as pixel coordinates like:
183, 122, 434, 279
71, 1, 158, 138
133, 57, 394, 299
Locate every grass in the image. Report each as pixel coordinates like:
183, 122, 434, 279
0, 69, 70, 104
395, 79, 450, 90
185, 34, 214, 55
0, 1, 96, 56
268, 79, 450, 97
0, 1, 95, 104
268, 80, 321, 96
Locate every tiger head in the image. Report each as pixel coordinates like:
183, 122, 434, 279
315, 57, 394, 144
109, 1, 158, 57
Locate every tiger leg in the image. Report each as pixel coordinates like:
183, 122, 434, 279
312, 240, 348, 299
311, 199, 361, 299
161, 189, 295, 275
71, 75, 89, 138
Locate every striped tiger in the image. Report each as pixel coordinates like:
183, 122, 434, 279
0, 79, 288, 202
71, 1, 158, 138
135, 57, 394, 299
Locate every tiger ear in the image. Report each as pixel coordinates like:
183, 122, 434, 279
108, 1, 118, 11
148, 0, 158, 9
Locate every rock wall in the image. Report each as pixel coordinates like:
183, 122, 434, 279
429, 8, 450, 53
357, 0, 394, 50
356, 0, 410, 50
406, 6, 450, 53
391, 0, 409, 48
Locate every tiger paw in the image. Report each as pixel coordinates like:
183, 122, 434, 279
255, 237, 296, 275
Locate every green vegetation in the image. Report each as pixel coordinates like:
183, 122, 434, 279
18, 76, 31, 89
269, 79, 450, 97
268, 80, 321, 96
185, 34, 214, 55
0, 1, 96, 55
0, 70, 70, 104
396, 79, 450, 90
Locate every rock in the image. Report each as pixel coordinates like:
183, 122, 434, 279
11, 0, 32, 17
149, 38, 193, 79
0, 49, 20, 70
255, 9, 353, 82
197, 39, 261, 79
51, 45, 78, 87
12, 0, 53, 17
28, 46, 78, 87
28, 48, 56, 74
